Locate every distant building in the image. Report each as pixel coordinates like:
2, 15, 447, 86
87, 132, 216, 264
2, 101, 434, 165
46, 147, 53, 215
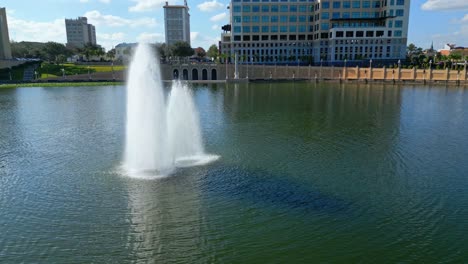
0, 7, 12, 59
220, 0, 411, 65
115, 42, 137, 62
163, 1, 191, 46
65, 17, 97, 48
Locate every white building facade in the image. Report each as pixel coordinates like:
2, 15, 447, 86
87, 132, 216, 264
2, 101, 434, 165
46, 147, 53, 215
65, 17, 97, 48
164, 1, 191, 46
220, 0, 410, 65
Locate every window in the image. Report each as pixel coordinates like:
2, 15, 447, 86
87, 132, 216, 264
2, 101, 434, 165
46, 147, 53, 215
299, 25, 306, 32
363, 1, 370, 8
243, 16, 250, 22
332, 12, 340, 19
352, 1, 360, 8
280, 26, 287, 32
373, 1, 380, 7
299, 15, 306, 22
336, 31, 344, 37
322, 12, 329, 19
299, 5, 307, 12
252, 26, 259, 32
243, 26, 250, 32
321, 23, 329, 30
290, 5, 297, 12
233, 16, 241, 23
333, 1, 340, 8
261, 5, 269, 12
388, 20, 393, 27
271, 16, 278, 22
280, 5, 288, 12
280, 15, 287, 22
395, 20, 403, 27
252, 5, 260, 12
234, 26, 241, 33
396, 9, 404, 16
242, 5, 251, 12
271, 25, 278, 32
342, 12, 350, 18
233, 6, 241, 12
395, 30, 402, 36
252, 16, 259, 22
352, 12, 360, 18
289, 25, 297, 32
396, 0, 404, 5
343, 1, 350, 8
271, 5, 278, 12
290, 15, 297, 22
262, 16, 269, 22
322, 1, 330, 8
262, 26, 269, 32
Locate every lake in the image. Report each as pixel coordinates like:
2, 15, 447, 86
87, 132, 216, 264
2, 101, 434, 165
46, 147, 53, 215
1, 82, 467, 263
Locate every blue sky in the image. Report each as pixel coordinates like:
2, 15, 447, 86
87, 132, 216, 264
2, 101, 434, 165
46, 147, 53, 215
2, 0, 467, 51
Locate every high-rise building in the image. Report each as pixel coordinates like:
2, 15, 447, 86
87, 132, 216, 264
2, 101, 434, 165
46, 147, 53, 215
65, 17, 97, 48
0, 7, 12, 60
164, 1, 191, 46
220, 0, 410, 65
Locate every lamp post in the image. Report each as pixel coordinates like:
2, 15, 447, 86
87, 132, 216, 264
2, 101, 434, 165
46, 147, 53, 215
88, 66, 91, 80
61, 68, 65, 79
369, 59, 373, 80
320, 58, 323, 80
112, 61, 115, 80
34, 71, 38, 80
9, 67, 12, 81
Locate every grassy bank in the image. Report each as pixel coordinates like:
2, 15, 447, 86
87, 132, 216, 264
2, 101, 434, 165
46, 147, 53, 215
39, 63, 126, 78
0, 81, 124, 89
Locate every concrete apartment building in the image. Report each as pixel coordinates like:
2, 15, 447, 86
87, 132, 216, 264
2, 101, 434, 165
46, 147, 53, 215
0, 7, 12, 60
220, 0, 410, 65
163, 0, 191, 46
65, 17, 97, 48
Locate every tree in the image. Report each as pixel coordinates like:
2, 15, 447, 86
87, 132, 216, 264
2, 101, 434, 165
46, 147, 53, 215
106, 48, 116, 61
171, 41, 194, 57
43, 42, 72, 63
78, 43, 105, 61
207, 44, 219, 61
194, 47, 206, 57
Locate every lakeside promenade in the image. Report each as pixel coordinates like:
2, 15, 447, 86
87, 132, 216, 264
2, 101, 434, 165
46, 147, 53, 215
1, 64, 467, 86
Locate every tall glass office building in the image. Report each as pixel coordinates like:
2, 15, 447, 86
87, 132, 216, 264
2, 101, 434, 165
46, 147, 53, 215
220, 0, 410, 65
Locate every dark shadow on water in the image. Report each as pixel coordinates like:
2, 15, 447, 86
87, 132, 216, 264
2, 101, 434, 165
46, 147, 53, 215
200, 163, 351, 215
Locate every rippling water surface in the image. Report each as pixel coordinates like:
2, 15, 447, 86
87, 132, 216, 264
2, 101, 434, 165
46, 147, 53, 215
1, 83, 468, 263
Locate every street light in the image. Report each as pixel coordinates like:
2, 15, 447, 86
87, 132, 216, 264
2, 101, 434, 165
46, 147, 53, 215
370, 59, 373, 68
398, 59, 401, 69
344, 59, 347, 68
61, 68, 65, 79
429, 60, 432, 69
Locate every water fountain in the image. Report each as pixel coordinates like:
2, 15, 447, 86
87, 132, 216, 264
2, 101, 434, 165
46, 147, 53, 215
123, 43, 218, 178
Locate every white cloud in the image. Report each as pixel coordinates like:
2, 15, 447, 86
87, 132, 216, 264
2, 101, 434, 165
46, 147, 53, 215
197, 0, 224, 12
211, 24, 219, 30
462, 14, 468, 22
421, 0, 468, 11
84, 10, 157, 28
191, 32, 219, 50
80, 0, 111, 3
136, 32, 165, 43
7, 15, 66, 44
97, 32, 126, 50
210, 12, 227, 22
129, 0, 167, 12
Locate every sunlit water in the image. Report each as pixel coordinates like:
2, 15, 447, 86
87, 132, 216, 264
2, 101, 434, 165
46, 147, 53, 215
1, 83, 468, 262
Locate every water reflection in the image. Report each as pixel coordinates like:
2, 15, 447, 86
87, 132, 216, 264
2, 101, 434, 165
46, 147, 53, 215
125, 167, 208, 263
